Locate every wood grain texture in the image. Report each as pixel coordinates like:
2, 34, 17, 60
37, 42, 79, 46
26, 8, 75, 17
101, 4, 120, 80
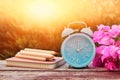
1, 60, 120, 80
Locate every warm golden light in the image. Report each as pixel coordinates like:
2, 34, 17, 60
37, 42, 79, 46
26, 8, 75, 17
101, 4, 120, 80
25, 1, 57, 21
0, 0, 120, 59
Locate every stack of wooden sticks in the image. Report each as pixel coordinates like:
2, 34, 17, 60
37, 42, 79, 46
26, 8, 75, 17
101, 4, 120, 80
15, 48, 58, 61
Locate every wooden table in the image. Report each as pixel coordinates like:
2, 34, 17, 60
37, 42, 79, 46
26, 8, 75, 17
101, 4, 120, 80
0, 60, 120, 80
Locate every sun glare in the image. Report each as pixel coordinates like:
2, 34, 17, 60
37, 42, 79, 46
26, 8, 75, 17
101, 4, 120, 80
26, 1, 57, 20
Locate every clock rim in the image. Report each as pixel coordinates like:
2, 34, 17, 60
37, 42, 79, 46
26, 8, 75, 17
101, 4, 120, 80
61, 33, 96, 68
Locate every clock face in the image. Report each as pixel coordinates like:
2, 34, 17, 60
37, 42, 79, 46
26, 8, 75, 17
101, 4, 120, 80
61, 33, 95, 68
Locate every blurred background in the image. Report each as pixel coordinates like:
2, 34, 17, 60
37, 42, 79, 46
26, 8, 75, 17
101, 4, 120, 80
0, 0, 120, 59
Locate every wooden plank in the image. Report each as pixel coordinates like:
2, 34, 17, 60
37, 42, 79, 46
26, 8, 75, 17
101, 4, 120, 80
1, 60, 120, 80
1, 70, 120, 80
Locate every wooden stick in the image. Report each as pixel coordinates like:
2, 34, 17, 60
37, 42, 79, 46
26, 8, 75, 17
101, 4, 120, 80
20, 50, 54, 59
15, 52, 46, 61
24, 48, 57, 55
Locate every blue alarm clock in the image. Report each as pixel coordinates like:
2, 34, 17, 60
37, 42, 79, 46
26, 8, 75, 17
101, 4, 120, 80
61, 21, 96, 68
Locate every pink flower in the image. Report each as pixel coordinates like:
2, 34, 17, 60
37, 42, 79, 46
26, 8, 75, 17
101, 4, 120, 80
93, 24, 120, 71
92, 46, 106, 67
115, 40, 120, 47
98, 25, 110, 31
105, 62, 118, 71
96, 46, 106, 53
101, 45, 119, 62
93, 25, 109, 43
93, 25, 114, 45
109, 25, 120, 38
92, 53, 103, 67
93, 30, 104, 43
98, 36, 115, 45
93, 31, 115, 45
117, 50, 120, 60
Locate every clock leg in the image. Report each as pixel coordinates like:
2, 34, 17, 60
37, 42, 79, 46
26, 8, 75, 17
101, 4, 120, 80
68, 65, 88, 69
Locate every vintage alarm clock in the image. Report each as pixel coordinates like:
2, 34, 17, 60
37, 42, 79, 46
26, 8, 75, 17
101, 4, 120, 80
61, 21, 96, 68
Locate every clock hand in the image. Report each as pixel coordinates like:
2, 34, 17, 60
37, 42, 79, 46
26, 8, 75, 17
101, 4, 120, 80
77, 45, 89, 52
76, 47, 84, 52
